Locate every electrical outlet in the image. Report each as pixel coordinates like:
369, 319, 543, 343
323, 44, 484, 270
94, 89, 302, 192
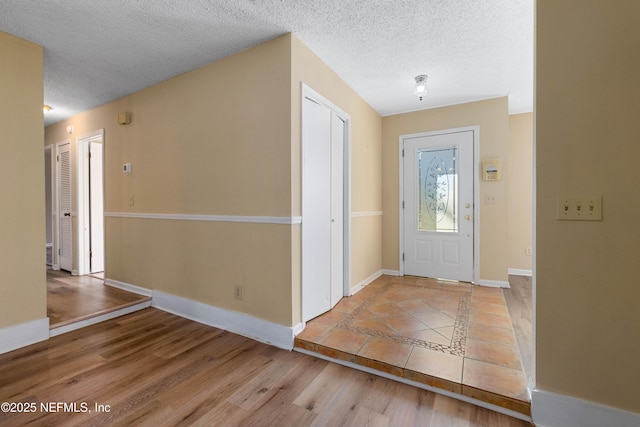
484, 194, 496, 204
233, 285, 243, 301
556, 195, 602, 221
525, 246, 533, 256
128, 195, 135, 206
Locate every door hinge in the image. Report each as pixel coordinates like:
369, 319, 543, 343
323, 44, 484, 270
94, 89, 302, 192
402, 201, 405, 209
57, 155, 60, 162
402, 149, 404, 157
58, 248, 61, 256
402, 253, 405, 261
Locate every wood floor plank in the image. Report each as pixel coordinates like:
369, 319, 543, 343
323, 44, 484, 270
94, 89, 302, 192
379, 381, 437, 427
347, 406, 390, 427
0, 308, 532, 426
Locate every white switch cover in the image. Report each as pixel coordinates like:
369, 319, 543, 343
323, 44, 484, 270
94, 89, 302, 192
556, 195, 603, 221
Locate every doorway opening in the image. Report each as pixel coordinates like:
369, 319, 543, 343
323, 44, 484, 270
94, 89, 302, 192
47, 130, 149, 334
77, 130, 105, 276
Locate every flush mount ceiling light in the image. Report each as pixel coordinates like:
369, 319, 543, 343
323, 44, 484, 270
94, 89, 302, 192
414, 75, 428, 101
43, 105, 52, 113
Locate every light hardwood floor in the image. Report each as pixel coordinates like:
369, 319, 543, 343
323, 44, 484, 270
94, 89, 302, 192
47, 269, 150, 328
0, 308, 532, 426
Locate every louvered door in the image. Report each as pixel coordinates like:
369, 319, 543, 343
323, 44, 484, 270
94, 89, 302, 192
57, 142, 73, 271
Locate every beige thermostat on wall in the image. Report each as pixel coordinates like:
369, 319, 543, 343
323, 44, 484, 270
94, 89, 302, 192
482, 158, 502, 181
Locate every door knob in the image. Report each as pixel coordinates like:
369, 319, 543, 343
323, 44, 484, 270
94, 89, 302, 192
64, 212, 71, 217
465, 215, 472, 220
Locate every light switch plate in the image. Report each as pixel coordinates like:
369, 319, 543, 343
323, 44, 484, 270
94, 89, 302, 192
556, 195, 602, 221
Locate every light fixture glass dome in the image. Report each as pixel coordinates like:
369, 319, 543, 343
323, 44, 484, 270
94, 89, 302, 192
414, 75, 428, 100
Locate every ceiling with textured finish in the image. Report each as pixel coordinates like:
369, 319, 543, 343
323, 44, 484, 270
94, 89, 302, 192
0, 0, 533, 126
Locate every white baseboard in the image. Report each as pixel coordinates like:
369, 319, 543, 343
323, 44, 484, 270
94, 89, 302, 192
476, 279, 510, 288
0, 317, 49, 355
350, 270, 383, 295
50, 301, 152, 337
381, 269, 400, 276
152, 290, 299, 350
532, 389, 640, 427
508, 268, 532, 277
104, 278, 153, 297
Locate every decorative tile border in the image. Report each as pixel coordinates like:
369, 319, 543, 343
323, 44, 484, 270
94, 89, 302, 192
333, 279, 471, 356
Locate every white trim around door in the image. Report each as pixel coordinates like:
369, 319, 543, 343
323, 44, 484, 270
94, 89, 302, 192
77, 129, 105, 276
399, 126, 480, 283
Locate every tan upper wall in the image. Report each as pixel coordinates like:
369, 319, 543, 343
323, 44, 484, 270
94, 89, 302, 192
536, 0, 640, 413
46, 35, 293, 218
381, 97, 510, 282
0, 31, 46, 328
508, 113, 533, 271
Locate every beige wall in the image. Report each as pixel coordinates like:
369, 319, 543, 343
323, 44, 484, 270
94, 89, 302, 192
290, 35, 383, 299
46, 35, 296, 326
0, 31, 46, 328
508, 113, 533, 271
381, 97, 510, 282
45, 33, 382, 328
537, 0, 640, 413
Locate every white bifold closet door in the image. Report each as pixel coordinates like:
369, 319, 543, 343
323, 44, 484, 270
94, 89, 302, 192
302, 96, 344, 322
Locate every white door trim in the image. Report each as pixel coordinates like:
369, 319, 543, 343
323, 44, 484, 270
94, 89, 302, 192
399, 126, 480, 283
301, 83, 351, 321
77, 129, 105, 276
44, 145, 56, 269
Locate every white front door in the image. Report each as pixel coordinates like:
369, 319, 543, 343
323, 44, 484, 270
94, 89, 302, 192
402, 129, 475, 282
57, 142, 73, 272
302, 95, 345, 322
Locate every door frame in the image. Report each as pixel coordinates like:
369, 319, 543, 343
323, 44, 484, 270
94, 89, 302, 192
77, 129, 105, 276
44, 145, 56, 268
301, 83, 351, 322
399, 126, 480, 282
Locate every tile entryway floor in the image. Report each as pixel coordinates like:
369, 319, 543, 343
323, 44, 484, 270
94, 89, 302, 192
294, 275, 530, 416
